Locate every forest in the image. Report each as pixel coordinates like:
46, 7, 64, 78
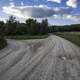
0, 16, 80, 36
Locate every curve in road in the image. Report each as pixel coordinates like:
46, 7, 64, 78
0, 35, 80, 80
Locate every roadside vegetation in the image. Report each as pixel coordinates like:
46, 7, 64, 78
0, 36, 7, 50
5, 35, 49, 40
0, 15, 80, 49
55, 32, 80, 46
0, 16, 49, 49
0, 16, 80, 37
3, 16, 49, 36
0, 21, 7, 50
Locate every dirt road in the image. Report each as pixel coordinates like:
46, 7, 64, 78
0, 35, 80, 80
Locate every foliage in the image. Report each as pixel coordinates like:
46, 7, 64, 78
1, 16, 80, 36
5, 16, 18, 35
0, 36, 7, 50
0, 16, 48, 36
49, 25, 80, 32
0, 15, 80, 49
0, 21, 7, 50
5, 35, 49, 40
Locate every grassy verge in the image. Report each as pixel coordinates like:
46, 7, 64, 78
5, 35, 49, 40
55, 32, 80, 46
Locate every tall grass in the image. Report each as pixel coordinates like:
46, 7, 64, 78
5, 35, 49, 40
55, 32, 80, 46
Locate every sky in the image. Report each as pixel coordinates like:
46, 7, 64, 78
0, 0, 80, 25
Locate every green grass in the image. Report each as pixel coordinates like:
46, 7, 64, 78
55, 32, 80, 46
5, 35, 49, 40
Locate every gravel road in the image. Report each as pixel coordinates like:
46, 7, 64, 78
0, 35, 80, 80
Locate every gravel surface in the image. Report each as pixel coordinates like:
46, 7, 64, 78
0, 35, 80, 80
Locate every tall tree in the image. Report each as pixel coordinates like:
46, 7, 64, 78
5, 16, 18, 35
41, 19, 48, 34
0, 21, 4, 35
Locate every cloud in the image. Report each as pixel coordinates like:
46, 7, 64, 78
21, 1, 24, 6
47, 0, 62, 3
2, 4, 73, 19
2, 6, 31, 18
9, 0, 13, 1
9, 0, 15, 7
9, 2, 15, 7
66, 0, 77, 8
2, 5, 54, 18
0, 17, 6, 22
70, 15, 80, 22
63, 14, 80, 22
54, 7, 72, 14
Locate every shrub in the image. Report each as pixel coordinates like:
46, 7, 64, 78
0, 36, 7, 50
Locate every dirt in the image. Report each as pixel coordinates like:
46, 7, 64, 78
0, 35, 80, 80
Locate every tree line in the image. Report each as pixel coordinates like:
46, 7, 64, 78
0, 16, 80, 36
0, 16, 80, 49
49, 25, 80, 33
0, 16, 49, 36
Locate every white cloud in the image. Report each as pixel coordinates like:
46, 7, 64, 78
2, 5, 54, 18
63, 14, 80, 22
9, 0, 13, 1
21, 1, 24, 6
2, 4, 73, 19
71, 16, 80, 22
66, 0, 77, 8
9, 2, 15, 7
2, 6, 32, 18
47, 0, 62, 3
0, 17, 6, 22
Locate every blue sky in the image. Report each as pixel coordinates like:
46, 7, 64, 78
0, 0, 80, 25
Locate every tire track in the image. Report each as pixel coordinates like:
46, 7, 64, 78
0, 35, 80, 80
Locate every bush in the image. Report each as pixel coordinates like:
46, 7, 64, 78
0, 36, 7, 50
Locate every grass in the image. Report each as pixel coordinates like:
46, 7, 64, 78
5, 35, 49, 40
55, 32, 80, 46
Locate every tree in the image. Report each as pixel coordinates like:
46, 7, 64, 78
0, 21, 5, 35
41, 19, 48, 34
5, 16, 18, 35
26, 19, 39, 35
